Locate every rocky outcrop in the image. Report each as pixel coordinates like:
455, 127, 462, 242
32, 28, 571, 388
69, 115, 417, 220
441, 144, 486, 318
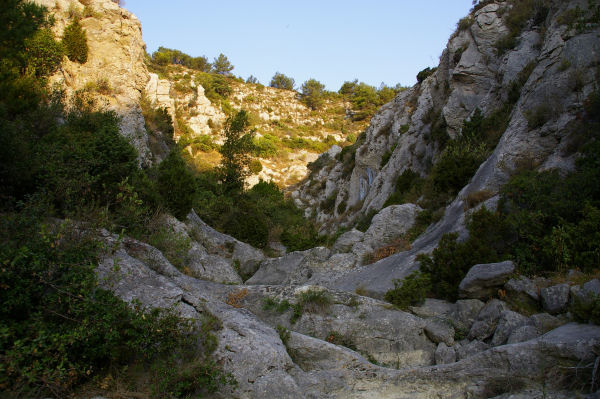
458, 261, 515, 299
34, 0, 153, 165
295, 0, 600, 298
94, 223, 600, 398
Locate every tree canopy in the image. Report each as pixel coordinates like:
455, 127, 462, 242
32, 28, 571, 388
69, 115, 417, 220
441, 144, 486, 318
300, 78, 326, 110
218, 110, 256, 192
212, 53, 234, 75
270, 72, 295, 90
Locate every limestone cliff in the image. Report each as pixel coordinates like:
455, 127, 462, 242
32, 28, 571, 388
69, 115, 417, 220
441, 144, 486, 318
34, 0, 153, 166
297, 0, 599, 231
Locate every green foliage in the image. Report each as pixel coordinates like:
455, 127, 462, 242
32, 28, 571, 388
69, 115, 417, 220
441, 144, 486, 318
416, 67, 437, 83
149, 46, 211, 72
337, 199, 347, 215
0, 210, 230, 396
24, 28, 64, 78
494, 0, 549, 54
326, 331, 357, 351
212, 53, 234, 75
571, 294, 600, 325
384, 169, 423, 207
381, 143, 397, 167
270, 72, 295, 90
384, 271, 431, 309
158, 149, 197, 219
253, 133, 281, 157
263, 297, 291, 313
321, 192, 338, 214
290, 289, 332, 323
194, 72, 232, 104
146, 223, 192, 271
300, 78, 326, 110
62, 20, 88, 64
339, 79, 400, 120
524, 104, 553, 129
355, 209, 378, 232
418, 208, 511, 301
218, 110, 256, 193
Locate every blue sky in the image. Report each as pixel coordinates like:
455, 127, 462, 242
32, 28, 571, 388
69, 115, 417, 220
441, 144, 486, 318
124, 1, 474, 91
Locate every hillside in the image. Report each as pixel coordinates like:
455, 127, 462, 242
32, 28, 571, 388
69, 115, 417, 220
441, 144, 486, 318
144, 63, 374, 186
2, 0, 600, 398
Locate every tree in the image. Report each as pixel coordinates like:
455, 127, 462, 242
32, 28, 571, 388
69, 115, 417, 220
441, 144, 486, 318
270, 72, 295, 90
62, 20, 88, 64
246, 75, 259, 84
157, 149, 197, 219
212, 53, 234, 75
300, 78, 325, 110
218, 110, 256, 193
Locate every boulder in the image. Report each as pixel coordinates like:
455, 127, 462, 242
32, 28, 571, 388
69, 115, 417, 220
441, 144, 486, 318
456, 340, 490, 361
458, 261, 515, 299
452, 299, 486, 334
246, 247, 330, 285
468, 299, 509, 340
362, 204, 422, 248
410, 298, 457, 319
331, 228, 364, 253
425, 319, 455, 346
186, 242, 242, 284
434, 342, 456, 365
507, 325, 540, 344
530, 313, 565, 334
540, 283, 570, 314
505, 275, 540, 301
186, 210, 265, 278
490, 310, 531, 346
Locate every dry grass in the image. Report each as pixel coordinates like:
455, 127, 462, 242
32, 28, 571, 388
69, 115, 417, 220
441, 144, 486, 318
464, 189, 495, 209
366, 238, 411, 264
226, 288, 248, 308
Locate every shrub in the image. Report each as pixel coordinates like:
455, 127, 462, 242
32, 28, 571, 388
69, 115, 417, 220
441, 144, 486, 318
457, 16, 473, 31
355, 209, 377, 232
337, 199, 347, 215
157, 149, 197, 219
24, 28, 64, 78
146, 223, 192, 271
416, 67, 437, 83
524, 104, 553, 129
263, 297, 291, 313
321, 192, 337, 214
62, 20, 88, 63
380, 143, 397, 167
249, 159, 263, 174
384, 271, 431, 309
295, 289, 332, 315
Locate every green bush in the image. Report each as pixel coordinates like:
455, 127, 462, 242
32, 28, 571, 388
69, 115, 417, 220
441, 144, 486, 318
321, 192, 338, 214
158, 149, 197, 219
494, 0, 548, 54
384, 271, 431, 309
355, 209, 377, 232
24, 28, 64, 78
0, 209, 230, 396
290, 289, 332, 323
62, 20, 88, 63
416, 67, 437, 83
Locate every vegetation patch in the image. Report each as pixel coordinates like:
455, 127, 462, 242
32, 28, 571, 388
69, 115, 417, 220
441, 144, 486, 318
384, 271, 431, 310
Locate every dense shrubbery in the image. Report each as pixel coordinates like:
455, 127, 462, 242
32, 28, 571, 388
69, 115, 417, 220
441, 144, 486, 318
194, 72, 232, 104
494, 0, 548, 54
339, 80, 401, 120
384, 271, 431, 309
0, 2, 236, 395
149, 46, 211, 72
399, 90, 600, 302
416, 67, 437, 83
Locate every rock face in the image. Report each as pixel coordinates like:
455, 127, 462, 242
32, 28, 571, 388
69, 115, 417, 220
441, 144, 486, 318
459, 261, 515, 299
294, 0, 600, 298
34, 0, 153, 165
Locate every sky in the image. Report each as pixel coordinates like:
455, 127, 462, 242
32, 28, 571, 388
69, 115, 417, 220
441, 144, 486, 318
124, 1, 475, 91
